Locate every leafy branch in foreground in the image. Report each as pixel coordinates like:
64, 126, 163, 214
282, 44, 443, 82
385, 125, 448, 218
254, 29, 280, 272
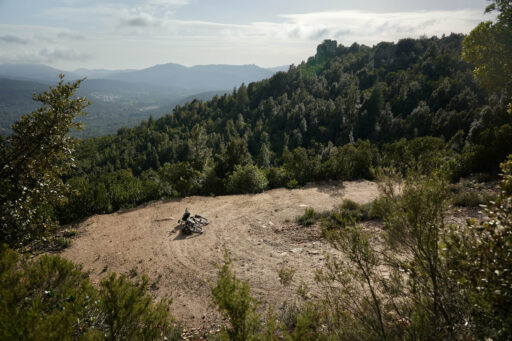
0, 75, 89, 248
446, 155, 512, 339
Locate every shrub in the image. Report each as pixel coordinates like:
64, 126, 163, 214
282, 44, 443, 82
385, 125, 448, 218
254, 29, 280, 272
100, 273, 176, 341
211, 253, 261, 340
317, 172, 465, 339
285, 179, 300, 189
158, 161, 202, 197
277, 266, 296, 287
449, 182, 497, 207
283, 302, 328, 341
54, 237, 71, 250
226, 163, 268, 194
452, 190, 493, 207
366, 196, 391, 220
296, 207, 321, 226
0, 245, 100, 340
265, 167, 289, 189
319, 198, 387, 234
0, 245, 178, 340
339, 199, 371, 221
446, 156, 512, 339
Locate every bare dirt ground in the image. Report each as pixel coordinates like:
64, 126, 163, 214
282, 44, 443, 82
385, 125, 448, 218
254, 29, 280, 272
60, 180, 380, 330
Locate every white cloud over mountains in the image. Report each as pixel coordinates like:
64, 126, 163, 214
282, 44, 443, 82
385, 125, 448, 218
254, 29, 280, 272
275, 9, 486, 44
0, 3, 491, 69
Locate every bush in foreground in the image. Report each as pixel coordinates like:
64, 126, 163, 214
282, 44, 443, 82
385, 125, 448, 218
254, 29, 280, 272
0, 245, 179, 341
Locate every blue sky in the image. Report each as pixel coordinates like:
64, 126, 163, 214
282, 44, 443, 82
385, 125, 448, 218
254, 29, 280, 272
0, 0, 493, 70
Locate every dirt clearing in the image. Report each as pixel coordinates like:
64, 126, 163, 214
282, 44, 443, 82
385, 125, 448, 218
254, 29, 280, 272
60, 181, 379, 328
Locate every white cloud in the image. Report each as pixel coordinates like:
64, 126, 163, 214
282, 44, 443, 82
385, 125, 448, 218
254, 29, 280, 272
119, 12, 162, 27
0, 35, 28, 45
0, 8, 491, 69
109, 9, 485, 45
57, 31, 86, 40
274, 10, 487, 45
39, 48, 91, 62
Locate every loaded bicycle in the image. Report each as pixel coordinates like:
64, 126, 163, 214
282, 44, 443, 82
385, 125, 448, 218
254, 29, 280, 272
178, 208, 209, 234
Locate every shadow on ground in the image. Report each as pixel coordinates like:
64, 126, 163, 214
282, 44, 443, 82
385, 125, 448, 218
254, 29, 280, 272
170, 224, 202, 240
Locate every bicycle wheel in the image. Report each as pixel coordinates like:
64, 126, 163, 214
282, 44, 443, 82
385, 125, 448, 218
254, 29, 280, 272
194, 215, 209, 225
191, 222, 204, 234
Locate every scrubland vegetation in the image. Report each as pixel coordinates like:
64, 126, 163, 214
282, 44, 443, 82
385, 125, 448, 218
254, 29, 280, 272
0, 0, 511, 339
212, 157, 512, 340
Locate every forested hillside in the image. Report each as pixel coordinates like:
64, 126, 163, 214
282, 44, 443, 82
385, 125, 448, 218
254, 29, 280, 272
59, 33, 511, 222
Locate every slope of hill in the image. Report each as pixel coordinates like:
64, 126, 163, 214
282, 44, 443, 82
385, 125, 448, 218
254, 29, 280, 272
0, 78, 48, 136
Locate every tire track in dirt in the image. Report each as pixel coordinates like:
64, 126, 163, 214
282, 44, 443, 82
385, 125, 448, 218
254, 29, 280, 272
60, 181, 379, 327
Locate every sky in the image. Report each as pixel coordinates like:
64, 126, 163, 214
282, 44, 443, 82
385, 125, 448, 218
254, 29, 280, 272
0, 0, 494, 70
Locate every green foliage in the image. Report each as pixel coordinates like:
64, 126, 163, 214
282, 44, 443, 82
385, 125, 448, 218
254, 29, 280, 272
446, 156, 512, 340
282, 148, 321, 185
158, 161, 203, 197
277, 266, 296, 287
317, 224, 389, 340
0, 245, 178, 341
502, 154, 512, 195
463, 0, 512, 111
0, 75, 89, 248
382, 174, 463, 338
381, 136, 447, 175
100, 273, 175, 341
316, 172, 467, 340
265, 167, 289, 189
283, 302, 328, 341
450, 185, 497, 207
0, 245, 99, 340
296, 207, 321, 226
226, 163, 268, 194
207, 157, 512, 340
339, 199, 371, 221
309, 197, 387, 234
285, 179, 299, 189
211, 253, 261, 340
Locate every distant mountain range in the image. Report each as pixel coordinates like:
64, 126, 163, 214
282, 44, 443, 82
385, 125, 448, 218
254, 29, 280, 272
0, 62, 288, 137
0, 63, 288, 90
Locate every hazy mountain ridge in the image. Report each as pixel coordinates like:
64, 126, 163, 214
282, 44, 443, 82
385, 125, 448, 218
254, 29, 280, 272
0, 63, 288, 90
90, 63, 288, 91
0, 62, 287, 137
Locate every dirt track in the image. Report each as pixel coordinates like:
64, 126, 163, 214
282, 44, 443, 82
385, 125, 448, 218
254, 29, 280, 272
60, 181, 380, 328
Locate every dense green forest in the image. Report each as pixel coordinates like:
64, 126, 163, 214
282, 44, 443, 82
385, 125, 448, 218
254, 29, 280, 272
58, 33, 512, 223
